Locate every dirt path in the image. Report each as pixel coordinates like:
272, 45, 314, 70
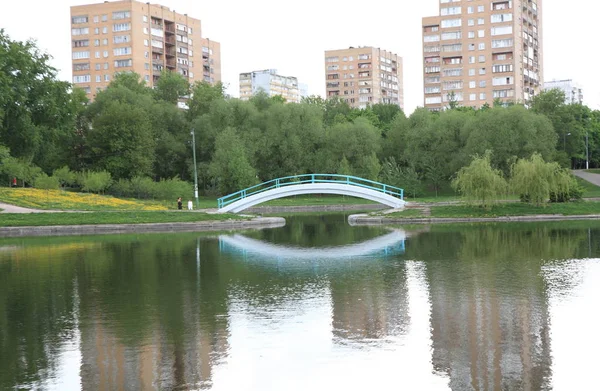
573, 170, 600, 186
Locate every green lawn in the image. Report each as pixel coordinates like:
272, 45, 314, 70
380, 209, 426, 218
584, 169, 600, 175
0, 211, 245, 227
576, 177, 600, 198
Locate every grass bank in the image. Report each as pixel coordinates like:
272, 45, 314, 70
384, 201, 600, 219
0, 211, 244, 227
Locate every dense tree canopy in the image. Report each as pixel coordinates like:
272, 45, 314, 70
1, 29, 599, 198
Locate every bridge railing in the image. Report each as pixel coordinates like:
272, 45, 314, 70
217, 174, 404, 209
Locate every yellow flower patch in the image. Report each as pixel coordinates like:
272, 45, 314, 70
0, 188, 168, 211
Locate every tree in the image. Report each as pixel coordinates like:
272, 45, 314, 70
53, 166, 76, 189
510, 153, 581, 205
187, 81, 226, 119
337, 156, 352, 176
81, 170, 112, 194
209, 128, 257, 194
452, 151, 507, 208
153, 71, 190, 104
357, 152, 381, 181
34, 173, 59, 204
380, 157, 422, 199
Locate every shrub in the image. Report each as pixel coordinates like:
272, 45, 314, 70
451, 151, 507, 208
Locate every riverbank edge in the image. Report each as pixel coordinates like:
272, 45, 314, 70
0, 217, 286, 238
245, 203, 385, 214
348, 213, 600, 225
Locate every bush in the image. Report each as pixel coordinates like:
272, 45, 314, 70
451, 151, 507, 208
34, 173, 60, 191
53, 166, 76, 188
81, 171, 113, 194
107, 176, 193, 201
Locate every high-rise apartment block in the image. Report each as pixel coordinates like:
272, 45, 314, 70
325, 47, 404, 110
70, 0, 221, 100
239, 69, 305, 104
544, 79, 583, 104
422, 0, 542, 111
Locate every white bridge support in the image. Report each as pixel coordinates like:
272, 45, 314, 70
218, 183, 406, 214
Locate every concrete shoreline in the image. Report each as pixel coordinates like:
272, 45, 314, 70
245, 203, 385, 214
0, 217, 286, 238
348, 213, 600, 225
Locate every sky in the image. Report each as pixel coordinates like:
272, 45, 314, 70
1, 0, 599, 114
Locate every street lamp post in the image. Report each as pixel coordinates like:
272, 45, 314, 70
191, 129, 199, 209
586, 130, 589, 170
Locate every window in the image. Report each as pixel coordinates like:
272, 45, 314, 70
143, 15, 148, 23
143, 27, 149, 34
112, 11, 130, 19
94, 51, 100, 58
492, 39, 513, 48
491, 13, 513, 23
443, 92, 463, 102
425, 76, 440, 83
425, 66, 441, 73
102, 14, 107, 22
491, 25, 513, 36
478, 30, 485, 38
478, 43, 485, 50
326, 56, 339, 62
443, 81, 463, 90
102, 27, 107, 34
468, 69, 475, 76
469, 81, 476, 88
144, 39, 149, 46
478, 18, 484, 25
493, 89, 515, 98
72, 51, 90, 59
467, 6, 474, 14
470, 93, 476, 101
441, 6, 461, 15
113, 47, 132, 56
103, 51, 108, 58
479, 68, 486, 75
441, 19, 462, 28
493, 64, 513, 73
114, 35, 130, 44
145, 75, 150, 82
113, 23, 131, 32
104, 74, 110, 82
93, 16, 99, 23
73, 63, 90, 71
95, 63, 101, 70
73, 39, 89, 47
94, 39, 100, 46
441, 31, 461, 40
424, 35, 440, 42
425, 86, 441, 94
467, 19, 474, 26
493, 76, 514, 86
94, 28, 99, 35
442, 68, 462, 77
479, 80, 486, 88
424, 45, 441, 53
144, 51, 149, 58
477, 5, 484, 12
72, 16, 88, 24
95, 75, 101, 82
102, 39, 108, 45
425, 96, 442, 104
104, 62, 109, 70
73, 75, 90, 83
151, 28, 163, 36
71, 28, 89, 35
469, 56, 475, 64
144, 63, 150, 70
478, 55, 485, 63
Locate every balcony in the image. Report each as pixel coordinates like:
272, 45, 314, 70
151, 46, 164, 54
166, 60, 176, 69
165, 36, 176, 46
166, 48, 176, 57
164, 23, 175, 34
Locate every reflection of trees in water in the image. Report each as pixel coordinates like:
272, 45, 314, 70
408, 224, 591, 391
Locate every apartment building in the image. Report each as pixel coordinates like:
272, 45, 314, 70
239, 69, 305, 103
324, 47, 404, 110
70, 0, 221, 100
544, 79, 583, 104
422, 0, 543, 111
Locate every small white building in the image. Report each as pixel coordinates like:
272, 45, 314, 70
543, 79, 584, 105
239, 69, 303, 103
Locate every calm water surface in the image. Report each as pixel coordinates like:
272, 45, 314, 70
1, 215, 600, 390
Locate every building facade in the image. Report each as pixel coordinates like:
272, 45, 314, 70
239, 69, 304, 103
70, 0, 221, 100
422, 0, 543, 111
544, 79, 583, 104
324, 47, 404, 110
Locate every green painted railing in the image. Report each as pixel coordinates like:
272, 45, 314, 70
217, 174, 404, 209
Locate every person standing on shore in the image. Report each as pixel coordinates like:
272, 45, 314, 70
177, 197, 183, 210
187, 200, 193, 210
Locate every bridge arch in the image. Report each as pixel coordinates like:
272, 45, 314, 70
217, 175, 405, 213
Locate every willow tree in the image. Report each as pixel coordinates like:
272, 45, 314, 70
452, 151, 507, 208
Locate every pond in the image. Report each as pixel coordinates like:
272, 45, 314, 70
1, 215, 599, 390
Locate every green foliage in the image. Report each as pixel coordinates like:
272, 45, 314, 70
34, 173, 60, 192
511, 153, 582, 205
80, 170, 112, 194
153, 70, 190, 104
52, 166, 76, 188
452, 151, 507, 208
337, 156, 352, 176
109, 176, 192, 200
209, 128, 257, 194
380, 157, 423, 198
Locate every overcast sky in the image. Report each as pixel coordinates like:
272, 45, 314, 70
1, 0, 598, 114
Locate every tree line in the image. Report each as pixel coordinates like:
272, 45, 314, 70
1, 29, 599, 199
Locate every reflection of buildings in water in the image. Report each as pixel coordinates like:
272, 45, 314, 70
426, 264, 552, 390
80, 308, 229, 390
329, 264, 410, 343
218, 230, 411, 344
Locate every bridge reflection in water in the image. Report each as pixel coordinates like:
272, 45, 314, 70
218, 228, 406, 263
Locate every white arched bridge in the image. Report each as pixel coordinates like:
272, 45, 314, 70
217, 174, 406, 213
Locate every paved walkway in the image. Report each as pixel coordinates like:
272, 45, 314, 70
573, 170, 600, 186
0, 202, 46, 213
